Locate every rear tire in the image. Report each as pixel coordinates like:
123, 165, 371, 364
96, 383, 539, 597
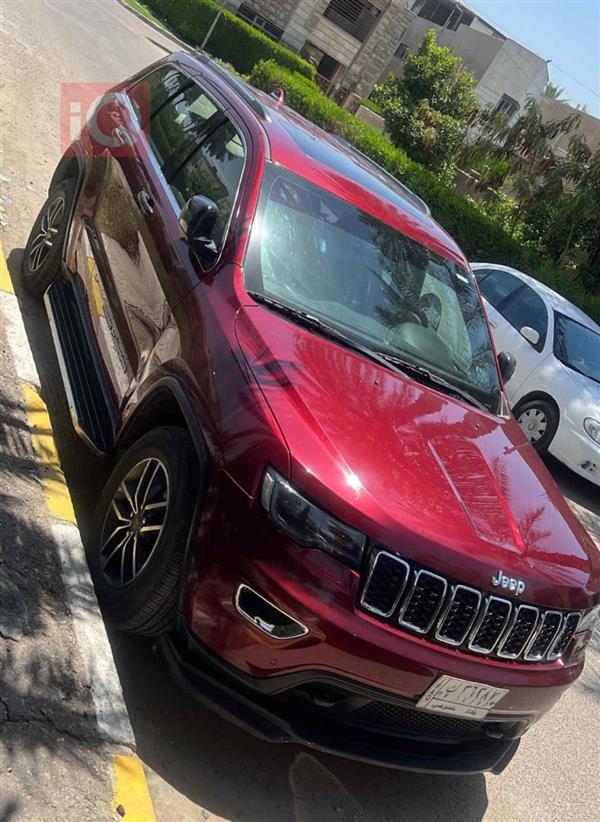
86, 427, 201, 636
22, 179, 75, 297
514, 397, 559, 455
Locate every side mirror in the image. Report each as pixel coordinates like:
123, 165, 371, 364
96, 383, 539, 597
179, 195, 218, 250
520, 326, 540, 347
498, 351, 516, 383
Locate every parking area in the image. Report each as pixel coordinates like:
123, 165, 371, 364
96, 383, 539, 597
1, 2, 599, 821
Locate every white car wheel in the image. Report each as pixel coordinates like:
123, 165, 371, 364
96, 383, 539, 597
514, 398, 559, 455
518, 408, 548, 443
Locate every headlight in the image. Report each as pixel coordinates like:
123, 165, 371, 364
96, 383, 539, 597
583, 418, 600, 445
577, 603, 600, 634
261, 468, 366, 569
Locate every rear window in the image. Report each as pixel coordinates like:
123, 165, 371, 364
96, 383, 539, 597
148, 83, 220, 176
129, 67, 189, 125
476, 269, 523, 309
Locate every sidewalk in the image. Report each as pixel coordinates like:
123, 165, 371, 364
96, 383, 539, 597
0, 244, 154, 821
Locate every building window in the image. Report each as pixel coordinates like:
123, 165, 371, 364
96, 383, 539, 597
300, 41, 342, 81
237, 3, 284, 41
323, 0, 381, 43
394, 42, 409, 60
410, 0, 473, 30
495, 94, 520, 119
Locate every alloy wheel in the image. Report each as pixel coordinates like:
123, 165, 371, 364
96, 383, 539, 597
28, 194, 65, 271
518, 407, 548, 443
99, 458, 170, 588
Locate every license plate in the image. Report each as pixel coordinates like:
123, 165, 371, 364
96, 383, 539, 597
417, 675, 509, 720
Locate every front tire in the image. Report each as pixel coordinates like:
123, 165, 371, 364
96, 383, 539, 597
22, 179, 75, 296
514, 397, 559, 455
86, 427, 201, 636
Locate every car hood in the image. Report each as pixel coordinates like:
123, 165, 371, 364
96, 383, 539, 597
236, 306, 599, 607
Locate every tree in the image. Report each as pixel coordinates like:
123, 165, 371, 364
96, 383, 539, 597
543, 82, 567, 102
372, 30, 478, 177
540, 139, 600, 288
463, 98, 580, 234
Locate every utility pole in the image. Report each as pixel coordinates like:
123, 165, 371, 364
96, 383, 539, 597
200, 0, 227, 52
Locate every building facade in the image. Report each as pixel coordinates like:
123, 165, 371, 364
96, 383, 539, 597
227, 1, 415, 94
539, 98, 600, 155
393, 1, 549, 120
225, 0, 550, 115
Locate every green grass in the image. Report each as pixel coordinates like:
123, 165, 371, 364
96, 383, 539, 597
122, 0, 175, 36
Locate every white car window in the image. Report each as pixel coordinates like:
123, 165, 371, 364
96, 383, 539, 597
476, 269, 522, 309
502, 285, 548, 350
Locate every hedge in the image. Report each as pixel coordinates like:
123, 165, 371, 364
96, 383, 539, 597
249, 61, 600, 323
141, 0, 315, 78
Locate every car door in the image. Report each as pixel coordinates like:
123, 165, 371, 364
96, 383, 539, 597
79, 66, 227, 406
475, 268, 549, 399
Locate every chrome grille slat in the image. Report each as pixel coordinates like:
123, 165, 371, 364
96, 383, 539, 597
547, 612, 582, 661
359, 547, 581, 664
524, 610, 563, 661
497, 605, 539, 659
468, 596, 512, 654
360, 551, 410, 617
436, 585, 482, 646
398, 570, 447, 634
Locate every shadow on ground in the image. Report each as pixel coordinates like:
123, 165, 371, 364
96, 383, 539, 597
0, 367, 112, 822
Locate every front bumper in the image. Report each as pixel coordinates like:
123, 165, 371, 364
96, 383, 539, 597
158, 620, 521, 775
178, 472, 584, 773
550, 425, 600, 487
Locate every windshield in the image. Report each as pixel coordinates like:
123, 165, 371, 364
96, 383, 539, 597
554, 312, 600, 384
244, 164, 501, 412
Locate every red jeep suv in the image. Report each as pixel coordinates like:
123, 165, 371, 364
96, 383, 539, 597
23, 53, 599, 774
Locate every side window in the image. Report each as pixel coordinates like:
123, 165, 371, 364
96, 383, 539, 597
502, 285, 548, 349
477, 269, 523, 310
170, 120, 246, 249
128, 67, 189, 126
148, 84, 221, 177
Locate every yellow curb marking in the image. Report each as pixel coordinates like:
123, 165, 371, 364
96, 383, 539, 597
0, 241, 14, 294
21, 382, 76, 523
112, 755, 156, 822
1, 246, 152, 817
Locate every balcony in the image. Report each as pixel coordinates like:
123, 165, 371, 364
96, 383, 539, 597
323, 0, 381, 43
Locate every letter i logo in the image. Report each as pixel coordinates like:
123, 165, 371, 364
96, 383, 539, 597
70, 101, 81, 140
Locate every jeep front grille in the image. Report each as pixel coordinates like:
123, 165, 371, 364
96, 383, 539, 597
360, 547, 581, 663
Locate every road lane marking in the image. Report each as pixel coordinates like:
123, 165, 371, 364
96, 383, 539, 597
112, 755, 157, 822
0, 243, 138, 752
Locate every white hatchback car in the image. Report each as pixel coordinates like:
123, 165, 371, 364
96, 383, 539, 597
471, 263, 600, 487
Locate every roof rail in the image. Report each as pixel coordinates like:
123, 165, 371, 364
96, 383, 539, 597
333, 136, 431, 217
194, 52, 270, 121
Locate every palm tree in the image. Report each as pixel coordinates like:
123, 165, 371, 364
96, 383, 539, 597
543, 82, 567, 102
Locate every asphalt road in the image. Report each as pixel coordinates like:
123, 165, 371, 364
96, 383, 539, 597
1, 2, 599, 820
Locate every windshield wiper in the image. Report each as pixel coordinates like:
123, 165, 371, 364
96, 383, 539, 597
248, 293, 412, 378
248, 293, 488, 411
380, 353, 488, 411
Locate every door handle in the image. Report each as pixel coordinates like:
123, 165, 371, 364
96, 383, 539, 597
137, 190, 154, 216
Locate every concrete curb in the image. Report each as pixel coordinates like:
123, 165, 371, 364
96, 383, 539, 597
114, 0, 194, 53
0, 243, 135, 751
